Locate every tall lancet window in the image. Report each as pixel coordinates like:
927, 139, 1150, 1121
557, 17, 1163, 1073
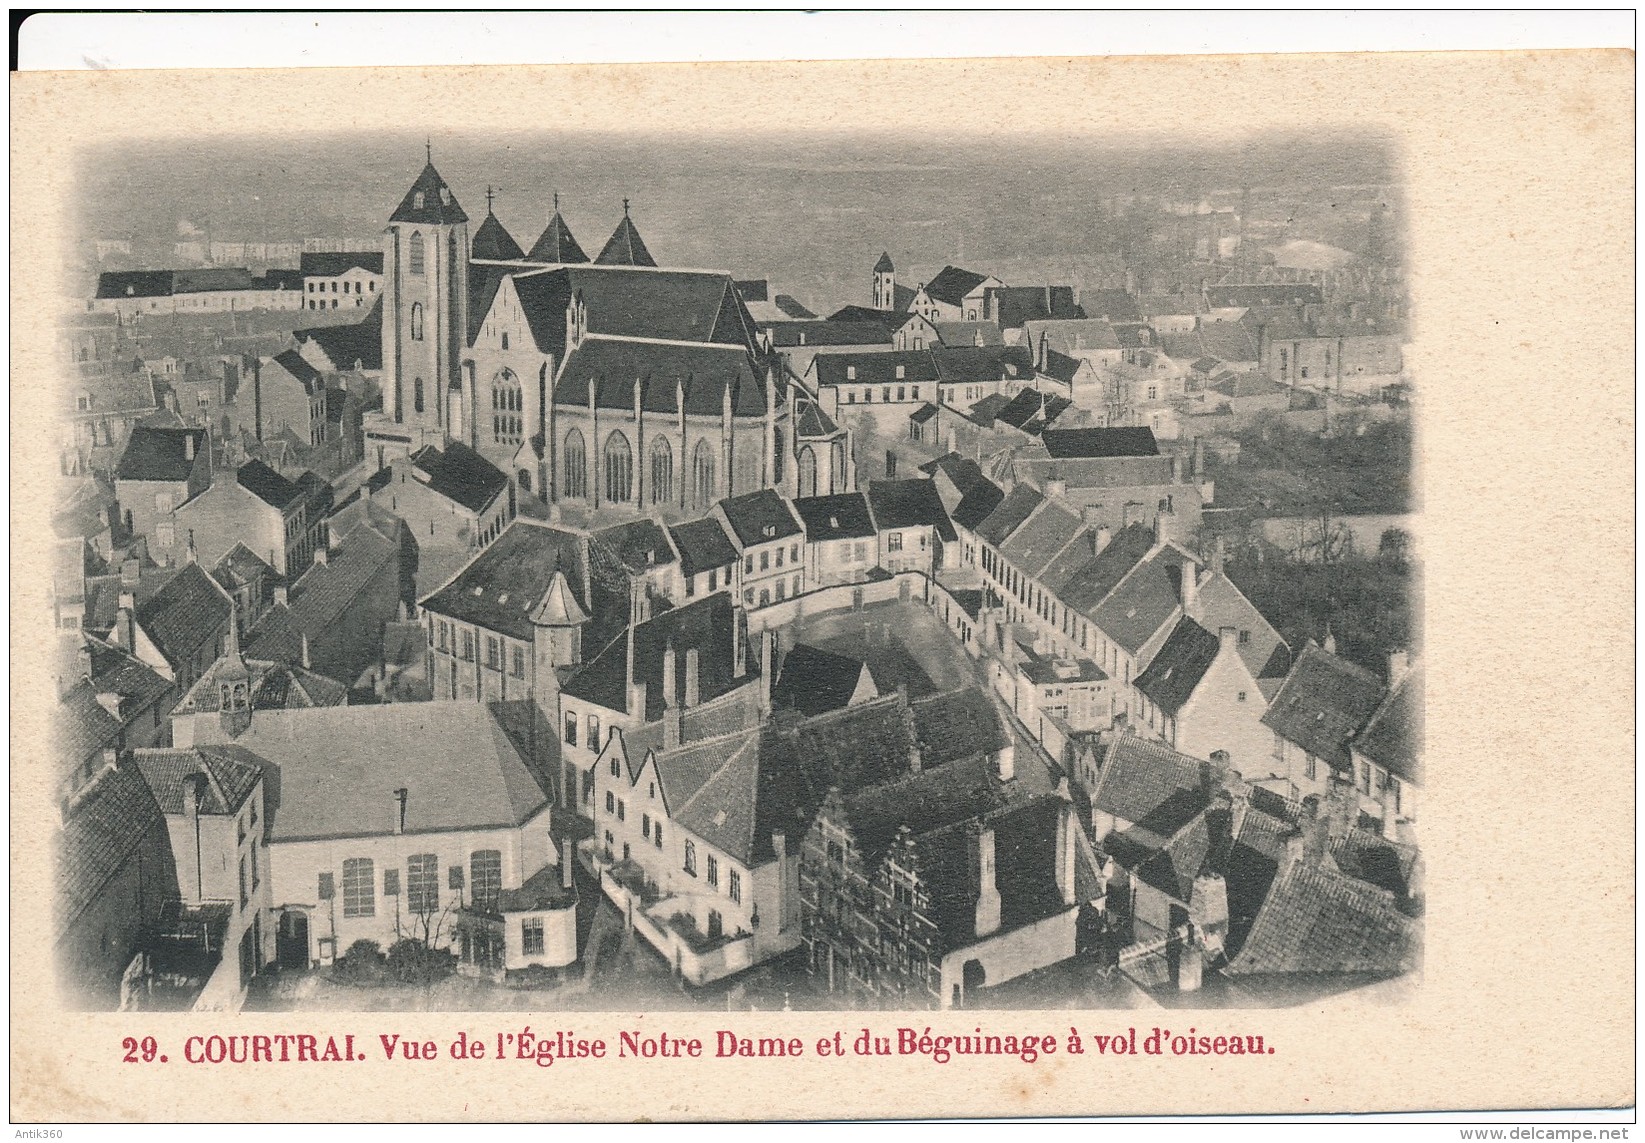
562, 429, 587, 499
692, 439, 717, 509
603, 431, 633, 503
409, 232, 425, 275
649, 436, 673, 505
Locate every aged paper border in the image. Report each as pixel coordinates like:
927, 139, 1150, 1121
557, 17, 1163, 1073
11, 50, 1635, 1121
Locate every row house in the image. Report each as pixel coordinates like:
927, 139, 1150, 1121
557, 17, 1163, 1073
714, 489, 805, 609
865, 479, 958, 576
299, 251, 384, 312
668, 516, 740, 602
908, 266, 1004, 325
166, 459, 323, 577
369, 441, 512, 593
112, 425, 211, 543
789, 491, 878, 588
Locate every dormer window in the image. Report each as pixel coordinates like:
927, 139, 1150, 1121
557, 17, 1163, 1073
846, 365, 856, 381
413, 191, 425, 210
895, 365, 905, 379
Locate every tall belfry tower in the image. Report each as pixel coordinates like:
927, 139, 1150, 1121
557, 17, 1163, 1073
381, 148, 470, 446
872, 251, 896, 310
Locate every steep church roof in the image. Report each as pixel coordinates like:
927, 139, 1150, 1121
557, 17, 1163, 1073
389, 160, 469, 226
528, 208, 589, 264
471, 210, 525, 261
595, 207, 657, 267
874, 251, 895, 273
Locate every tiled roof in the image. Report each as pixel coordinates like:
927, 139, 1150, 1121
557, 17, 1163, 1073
389, 161, 468, 225
909, 403, 938, 425
667, 517, 738, 578
965, 393, 1011, 427
236, 459, 302, 510
96, 270, 175, 299
277, 524, 399, 642
823, 305, 915, 331
718, 489, 802, 547
987, 285, 1084, 329
56, 764, 167, 939
296, 302, 382, 372
135, 745, 265, 816
551, 338, 765, 417
1079, 289, 1143, 323
791, 492, 876, 542
1354, 664, 1422, 784
63, 366, 158, 420
595, 214, 657, 267
136, 563, 230, 670
1261, 644, 1387, 774
873, 251, 894, 273
1330, 828, 1420, 898
115, 426, 208, 483
772, 644, 871, 717
471, 211, 525, 261
497, 861, 577, 913
1091, 548, 1190, 654
299, 252, 383, 277
173, 649, 348, 716
764, 321, 890, 348
1023, 318, 1123, 356
1041, 427, 1160, 459
1134, 617, 1222, 716
973, 484, 1044, 548
794, 398, 840, 438
923, 266, 991, 306
935, 321, 1004, 347
994, 387, 1070, 432
838, 753, 1007, 870
1041, 349, 1083, 386
55, 637, 175, 774
1224, 859, 1418, 977
813, 349, 938, 388
951, 477, 1005, 533
516, 265, 758, 355
561, 592, 750, 721
998, 499, 1085, 578
931, 345, 1029, 385
409, 441, 509, 514
1214, 371, 1284, 399
234, 703, 549, 841
420, 521, 589, 642
1206, 283, 1323, 308
867, 479, 955, 541
591, 518, 677, 574
909, 686, 1009, 769
1090, 733, 1207, 829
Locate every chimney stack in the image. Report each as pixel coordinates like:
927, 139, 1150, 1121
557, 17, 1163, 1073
121, 558, 141, 588
1217, 625, 1236, 651
1094, 525, 1112, 556
182, 771, 204, 819
684, 647, 701, 707
184, 433, 195, 462
771, 831, 787, 927
1211, 534, 1226, 578
392, 787, 408, 834
732, 606, 748, 679
272, 584, 288, 608
973, 823, 1001, 938
114, 591, 137, 650
562, 836, 576, 889
759, 628, 775, 714
314, 545, 328, 568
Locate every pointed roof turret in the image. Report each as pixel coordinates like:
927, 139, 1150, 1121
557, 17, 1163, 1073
471, 189, 525, 260
389, 156, 469, 225
874, 251, 895, 273
595, 199, 657, 267
527, 194, 589, 263
530, 569, 591, 628
217, 598, 250, 684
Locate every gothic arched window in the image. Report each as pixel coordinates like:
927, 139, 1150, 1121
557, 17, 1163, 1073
562, 429, 586, 499
410, 303, 424, 341
773, 426, 786, 484
649, 436, 673, 506
797, 445, 818, 498
492, 370, 522, 445
604, 431, 633, 504
409, 231, 425, 276
692, 439, 717, 509
414, 377, 425, 414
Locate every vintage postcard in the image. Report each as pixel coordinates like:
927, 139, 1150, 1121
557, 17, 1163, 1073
11, 46, 1634, 1122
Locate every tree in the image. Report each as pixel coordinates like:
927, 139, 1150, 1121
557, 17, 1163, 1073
1378, 526, 1412, 571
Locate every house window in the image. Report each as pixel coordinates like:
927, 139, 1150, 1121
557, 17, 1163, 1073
511, 646, 526, 678
760, 551, 769, 571
410, 303, 424, 340
775, 547, 784, 569
1304, 754, 1318, 781
642, 813, 652, 839
605, 791, 615, 813
617, 801, 625, 822
501, 332, 510, 351
414, 377, 425, 414
522, 917, 545, 956
654, 824, 663, 849
470, 850, 502, 912
609, 757, 620, 778
685, 574, 696, 598
728, 869, 741, 904
406, 854, 439, 914
589, 714, 601, 747
460, 630, 475, 661
708, 569, 718, 591
707, 855, 719, 888
888, 532, 904, 553
239, 857, 247, 907
1239, 629, 1251, 644
744, 555, 755, 575
342, 858, 375, 918
449, 865, 465, 892
486, 637, 501, 669
684, 841, 697, 876
564, 712, 578, 746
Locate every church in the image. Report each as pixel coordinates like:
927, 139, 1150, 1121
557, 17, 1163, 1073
364, 156, 853, 519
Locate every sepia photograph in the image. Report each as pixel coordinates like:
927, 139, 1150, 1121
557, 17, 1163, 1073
12, 25, 1633, 1124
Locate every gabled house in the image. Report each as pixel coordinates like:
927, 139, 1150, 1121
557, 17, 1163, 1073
866, 478, 957, 576
113, 425, 211, 543
1259, 642, 1388, 807
374, 441, 513, 595
909, 266, 1004, 325
714, 489, 805, 608
668, 516, 739, 603
168, 460, 322, 577
1133, 617, 1269, 771
790, 491, 877, 587
109, 560, 233, 690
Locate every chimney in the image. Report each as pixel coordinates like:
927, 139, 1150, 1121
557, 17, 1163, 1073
1287, 795, 1331, 869
114, 591, 137, 650
1176, 924, 1204, 993
1201, 749, 1232, 795
661, 642, 679, 710
185, 529, 198, 564
684, 647, 701, 707
1211, 534, 1226, 578
973, 824, 1001, 938
1387, 650, 1410, 688
272, 584, 289, 607
759, 628, 775, 714
562, 836, 576, 889
184, 433, 196, 462
1193, 436, 1206, 480
120, 558, 141, 588
392, 787, 408, 834
182, 771, 205, 819
1217, 624, 1235, 652
76, 645, 93, 682
1094, 525, 1112, 556
313, 545, 328, 568
732, 606, 748, 679
1045, 478, 1067, 500
1055, 805, 1076, 906
1323, 626, 1337, 655
994, 737, 1015, 782
1379, 779, 1400, 841
662, 647, 681, 750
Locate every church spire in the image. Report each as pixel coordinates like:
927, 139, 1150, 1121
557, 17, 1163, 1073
595, 201, 657, 267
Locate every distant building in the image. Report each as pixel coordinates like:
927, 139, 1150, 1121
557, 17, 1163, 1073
908, 266, 1004, 325
112, 425, 211, 543
714, 489, 805, 608
91, 268, 305, 322
790, 491, 878, 588
371, 442, 513, 592
166, 460, 323, 577
299, 252, 384, 312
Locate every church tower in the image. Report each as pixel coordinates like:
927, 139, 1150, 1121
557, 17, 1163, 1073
381, 150, 470, 447
872, 251, 895, 310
